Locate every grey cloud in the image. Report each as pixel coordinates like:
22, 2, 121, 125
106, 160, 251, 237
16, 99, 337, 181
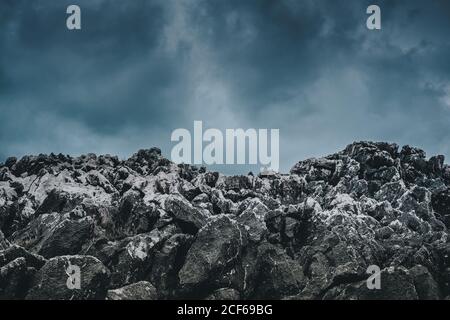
0, 0, 450, 173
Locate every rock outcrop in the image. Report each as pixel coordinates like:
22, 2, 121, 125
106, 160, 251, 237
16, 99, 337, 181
0, 142, 449, 299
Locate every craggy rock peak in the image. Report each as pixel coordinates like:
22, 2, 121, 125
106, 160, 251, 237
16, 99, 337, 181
1, 142, 449, 300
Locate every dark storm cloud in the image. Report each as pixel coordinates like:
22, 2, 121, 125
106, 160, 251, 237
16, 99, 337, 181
0, 0, 449, 172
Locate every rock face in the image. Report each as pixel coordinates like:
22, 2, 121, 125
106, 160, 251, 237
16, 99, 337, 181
0, 142, 450, 299
25, 255, 110, 300
106, 281, 157, 300
178, 215, 247, 296
0, 230, 9, 251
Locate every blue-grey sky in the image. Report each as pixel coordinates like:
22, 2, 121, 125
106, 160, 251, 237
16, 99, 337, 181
1, 0, 450, 173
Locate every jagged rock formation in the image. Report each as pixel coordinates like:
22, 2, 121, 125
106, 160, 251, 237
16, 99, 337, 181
0, 142, 449, 300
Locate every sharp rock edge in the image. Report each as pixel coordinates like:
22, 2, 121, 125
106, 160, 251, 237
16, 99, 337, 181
0, 142, 449, 300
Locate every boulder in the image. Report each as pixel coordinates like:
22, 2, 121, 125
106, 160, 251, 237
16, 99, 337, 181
178, 215, 247, 295
409, 265, 440, 300
252, 243, 306, 299
35, 189, 83, 215
107, 225, 177, 288
165, 196, 209, 233
323, 267, 418, 300
0, 230, 9, 250
0, 245, 45, 300
237, 200, 269, 242
39, 217, 94, 258
11, 214, 94, 259
0, 257, 33, 299
26, 255, 110, 300
150, 233, 193, 298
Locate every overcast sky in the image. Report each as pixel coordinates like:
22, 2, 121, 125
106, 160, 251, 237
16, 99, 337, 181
1, 0, 450, 173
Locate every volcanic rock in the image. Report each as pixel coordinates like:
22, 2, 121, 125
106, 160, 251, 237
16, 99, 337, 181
26, 255, 110, 300
106, 281, 157, 300
0, 141, 449, 300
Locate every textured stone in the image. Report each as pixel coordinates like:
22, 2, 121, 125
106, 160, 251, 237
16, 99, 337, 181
26, 255, 110, 300
106, 281, 157, 300
0, 142, 449, 300
178, 215, 247, 294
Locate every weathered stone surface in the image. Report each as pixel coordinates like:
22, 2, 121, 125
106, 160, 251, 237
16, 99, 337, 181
178, 215, 247, 295
116, 190, 160, 236
39, 217, 94, 258
0, 245, 47, 299
409, 265, 440, 300
237, 200, 268, 242
323, 267, 418, 300
150, 233, 193, 298
0, 230, 9, 250
252, 243, 306, 299
106, 225, 177, 288
0, 142, 449, 299
205, 288, 241, 300
11, 214, 94, 259
165, 195, 210, 233
0, 257, 32, 299
0, 245, 46, 270
106, 281, 157, 300
26, 255, 110, 300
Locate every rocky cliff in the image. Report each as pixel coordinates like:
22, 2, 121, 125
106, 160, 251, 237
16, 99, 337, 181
1, 141, 449, 300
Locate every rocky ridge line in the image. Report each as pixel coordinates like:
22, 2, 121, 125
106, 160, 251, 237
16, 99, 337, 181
0, 142, 449, 300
